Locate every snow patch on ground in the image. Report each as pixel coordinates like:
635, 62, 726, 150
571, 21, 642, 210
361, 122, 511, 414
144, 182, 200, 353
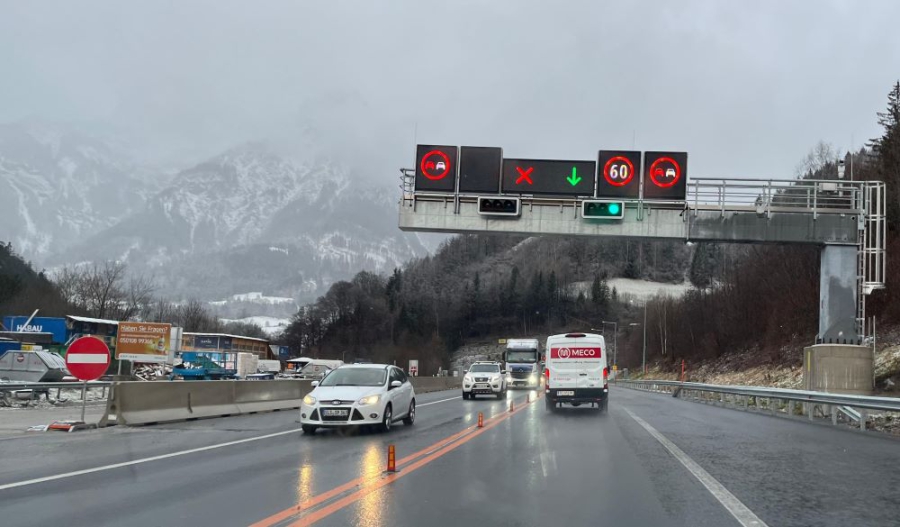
228, 292, 294, 304
220, 316, 290, 336
569, 278, 693, 302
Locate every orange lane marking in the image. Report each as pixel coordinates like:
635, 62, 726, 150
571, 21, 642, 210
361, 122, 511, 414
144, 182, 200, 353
288, 401, 531, 526
249, 399, 529, 527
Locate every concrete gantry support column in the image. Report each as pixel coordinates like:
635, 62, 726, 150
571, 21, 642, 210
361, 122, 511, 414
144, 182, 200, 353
818, 244, 859, 344
803, 344, 874, 395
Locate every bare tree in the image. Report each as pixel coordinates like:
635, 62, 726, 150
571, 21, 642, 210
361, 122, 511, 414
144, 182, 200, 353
53, 261, 155, 321
797, 141, 837, 178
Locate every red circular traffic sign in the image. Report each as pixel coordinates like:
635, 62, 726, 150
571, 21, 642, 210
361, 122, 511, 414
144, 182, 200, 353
648, 156, 681, 188
15, 353, 24, 363
420, 150, 451, 180
65, 336, 111, 381
603, 156, 635, 187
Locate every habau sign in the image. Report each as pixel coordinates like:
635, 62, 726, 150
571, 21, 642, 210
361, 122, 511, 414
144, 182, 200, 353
549, 347, 602, 359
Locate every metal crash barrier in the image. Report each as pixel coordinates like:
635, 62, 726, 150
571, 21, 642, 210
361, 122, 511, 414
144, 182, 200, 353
619, 380, 900, 432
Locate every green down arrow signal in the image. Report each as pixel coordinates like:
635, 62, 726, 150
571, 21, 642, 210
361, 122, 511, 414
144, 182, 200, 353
566, 166, 582, 186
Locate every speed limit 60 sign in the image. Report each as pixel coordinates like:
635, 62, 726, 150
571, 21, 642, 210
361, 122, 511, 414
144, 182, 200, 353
597, 150, 641, 199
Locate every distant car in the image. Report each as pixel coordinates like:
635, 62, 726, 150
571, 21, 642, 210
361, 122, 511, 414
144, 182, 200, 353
462, 361, 507, 399
299, 364, 415, 434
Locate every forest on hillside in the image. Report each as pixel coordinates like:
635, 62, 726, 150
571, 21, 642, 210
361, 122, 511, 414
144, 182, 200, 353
281, 234, 701, 372
621, 82, 900, 369
283, 81, 900, 374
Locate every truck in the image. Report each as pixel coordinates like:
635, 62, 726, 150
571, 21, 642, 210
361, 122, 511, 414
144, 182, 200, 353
170, 351, 238, 380
503, 338, 542, 389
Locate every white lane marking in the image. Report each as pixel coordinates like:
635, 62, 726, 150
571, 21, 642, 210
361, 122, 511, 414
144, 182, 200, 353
0, 428, 301, 492
418, 396, 461, 407
66, 354, 108, 364
1, 394, 466, 490
624, 408, 769, 527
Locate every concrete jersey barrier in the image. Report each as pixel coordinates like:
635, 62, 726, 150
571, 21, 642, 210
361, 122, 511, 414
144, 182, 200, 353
409, 377, 462, 393
100, 377, 462, 427
101, 380, 314, 426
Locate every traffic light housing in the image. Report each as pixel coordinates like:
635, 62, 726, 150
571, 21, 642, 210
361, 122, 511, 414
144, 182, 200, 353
478, 197, 520, 217
581, 200, 624, 219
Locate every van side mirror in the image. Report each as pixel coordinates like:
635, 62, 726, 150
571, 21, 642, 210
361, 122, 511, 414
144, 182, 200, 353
390, 380, 402, 389
501, 370, 508, 375
310, 381, 319, 387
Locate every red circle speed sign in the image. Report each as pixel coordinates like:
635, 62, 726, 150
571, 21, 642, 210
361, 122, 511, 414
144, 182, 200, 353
603, 156, 636, 187
65, 336, 111, 381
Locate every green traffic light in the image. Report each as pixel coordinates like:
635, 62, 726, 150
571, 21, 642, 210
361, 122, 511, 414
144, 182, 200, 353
582, 200, 624, 219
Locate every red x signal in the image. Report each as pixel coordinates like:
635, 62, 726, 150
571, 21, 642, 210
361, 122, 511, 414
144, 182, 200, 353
515, 166, 534, 185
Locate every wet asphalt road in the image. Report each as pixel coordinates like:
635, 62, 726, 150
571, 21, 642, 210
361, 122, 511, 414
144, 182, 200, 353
1, 386, 899, 527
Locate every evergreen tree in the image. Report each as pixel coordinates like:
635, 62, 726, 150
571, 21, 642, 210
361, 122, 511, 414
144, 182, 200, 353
591, 275, 602, 304
870, 81, 900, 227
624, 258, 640, 279
689, 243, 719, 289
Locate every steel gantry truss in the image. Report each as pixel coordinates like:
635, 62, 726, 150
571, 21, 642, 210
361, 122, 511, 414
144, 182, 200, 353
399, 171, 886, 342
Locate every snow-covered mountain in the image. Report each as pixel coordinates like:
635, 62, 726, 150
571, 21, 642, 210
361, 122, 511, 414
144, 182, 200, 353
0, 120, 166, 257
55, 142, 428, 302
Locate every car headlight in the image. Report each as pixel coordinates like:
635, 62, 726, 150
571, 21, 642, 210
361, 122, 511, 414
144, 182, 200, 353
358, 394, 381, 406
303, 395, 317, 406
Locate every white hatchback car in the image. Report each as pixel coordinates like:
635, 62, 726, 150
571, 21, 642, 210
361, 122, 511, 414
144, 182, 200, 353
300, 364, 416, 434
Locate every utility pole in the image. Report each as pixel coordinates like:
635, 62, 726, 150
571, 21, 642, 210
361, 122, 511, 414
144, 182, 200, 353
642, 301, 647, 374
594, 321, 618, 369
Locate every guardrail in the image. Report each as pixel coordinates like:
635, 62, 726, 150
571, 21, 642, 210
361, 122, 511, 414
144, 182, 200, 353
619, 380, 900, 432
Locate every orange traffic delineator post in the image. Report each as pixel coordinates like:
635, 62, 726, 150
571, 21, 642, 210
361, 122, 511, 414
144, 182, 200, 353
477, 412, 484, 428
387, 444, 396, 473
510, 399, 515, 412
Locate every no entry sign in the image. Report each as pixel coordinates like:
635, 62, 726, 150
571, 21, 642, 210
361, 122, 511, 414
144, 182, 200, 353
65, 336, 111, 381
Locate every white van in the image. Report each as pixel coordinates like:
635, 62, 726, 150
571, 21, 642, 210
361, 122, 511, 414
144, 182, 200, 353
544, 332, 609, 412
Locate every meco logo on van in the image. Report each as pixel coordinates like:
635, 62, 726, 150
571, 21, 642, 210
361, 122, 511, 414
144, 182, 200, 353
549, 347, 601, 359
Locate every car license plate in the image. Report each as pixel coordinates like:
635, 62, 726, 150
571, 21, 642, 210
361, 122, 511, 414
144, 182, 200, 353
557, 390, 575, 396
323, 409, 349, 417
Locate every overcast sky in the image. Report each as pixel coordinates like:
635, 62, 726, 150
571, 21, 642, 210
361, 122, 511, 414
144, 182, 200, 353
2, 0, 899, 181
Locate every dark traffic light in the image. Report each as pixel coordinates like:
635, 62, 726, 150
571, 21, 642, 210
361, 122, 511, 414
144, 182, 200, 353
478, 197, 520, 217
581, 200, 625, 219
